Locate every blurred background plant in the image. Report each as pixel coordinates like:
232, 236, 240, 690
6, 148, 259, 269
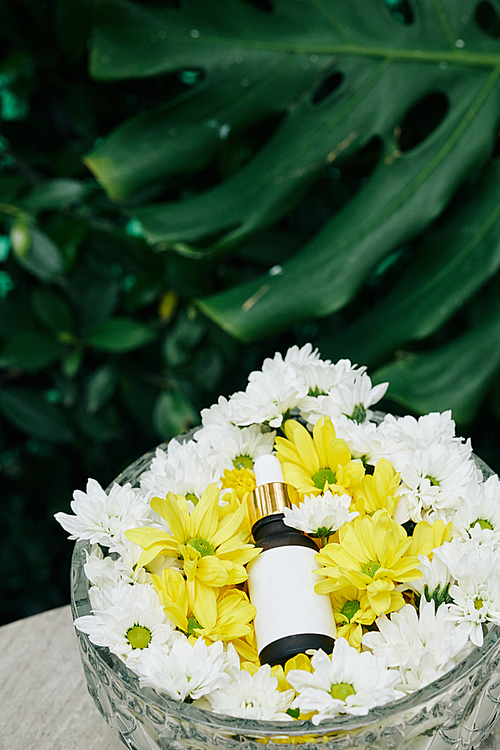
2, 0, 500, 624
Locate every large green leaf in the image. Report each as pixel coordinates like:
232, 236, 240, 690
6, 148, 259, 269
89, 0, 500, 343
373, 296, 500, 424
319, 156, 500, 366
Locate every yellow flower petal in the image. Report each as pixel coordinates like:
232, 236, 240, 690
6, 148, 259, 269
191, 483, 220, 541
189, 579, 217, 630
152, 492, 190, 543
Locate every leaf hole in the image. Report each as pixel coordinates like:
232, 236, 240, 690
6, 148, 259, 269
398, 92, 449, 152
475, 1, 500, 38
283, 136, 383, 240
312, 72, 344, 105
240, 0, 273, 12
219, 111, 287, 177
382, 0, 414, 25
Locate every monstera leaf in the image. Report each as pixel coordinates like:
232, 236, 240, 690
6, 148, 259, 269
87, 0, 500, 419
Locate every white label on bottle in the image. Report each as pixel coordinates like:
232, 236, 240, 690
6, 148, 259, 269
247, 545, 336, 653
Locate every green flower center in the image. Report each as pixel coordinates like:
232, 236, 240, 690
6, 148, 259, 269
330, 683, 356, 701
361, 560, 381, 578
185, 493, 199, 506
347, 404, 366, 424
340, 599, 361, 623
308, 387, 327, 397
187, 616, 203, 636
474, 598, 484, 610
126, 625, 152, 650
471, 518, 494, 531
315, 526, 331, 538
187, 537, 215, 557
233, 454, 254, 470
425, 475, 440, 486
423, 582, 452, 608
312, 468, 336, 490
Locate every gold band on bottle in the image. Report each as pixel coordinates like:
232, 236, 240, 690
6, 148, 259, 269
248, 482, 293, 527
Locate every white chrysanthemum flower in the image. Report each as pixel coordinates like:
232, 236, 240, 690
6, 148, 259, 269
287, 639, 403, 724
453, 475, 500, 544
74, 582, 178, 660
200, 396, 232, 428
436, 542, 500, 646
140, 439, 220, 501
109, 533, 154, 584
55, 479, 151, 547
84, 546, 122, 592
409, 554, 454, 604
196, 423, 275, 473
302, 373, 388, 428
296, 360, 364, 421
227, 366, 308, 429
283, 491, 358, 540
379, 411, 462, 453
208, 664, 294, 720
432, 537, 487, 576
362, 601, 470, 693
392, 443, 478, 524
134, 638, 234, 702
332, 418, 405, 467
264, 345, 358, 395
282, 342, 324, 367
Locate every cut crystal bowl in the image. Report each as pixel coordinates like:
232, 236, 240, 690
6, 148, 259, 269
71, 437, 500, 750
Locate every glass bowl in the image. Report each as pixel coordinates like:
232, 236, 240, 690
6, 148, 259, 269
71, 437, 500, 750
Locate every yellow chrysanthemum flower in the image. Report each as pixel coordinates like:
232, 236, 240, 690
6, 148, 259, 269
330, 584, 403, 650
275, 417, 365, 497
352, 458, 400, 517
125, 483, 260, 626
314, 509, 422, 616
409, 518, 452, 559
152, 568, 256, 642
231, 625, 260, 664
243, 653, 312, 694
221, 467, 256, 501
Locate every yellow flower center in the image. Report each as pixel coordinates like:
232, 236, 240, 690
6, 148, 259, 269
185, 493, 199, 506
312, 468, 336, 490
330, 683, 356, 701
232, 454, 254, 470
126, 625, 152, 649
426, 475, 440, 486
361, 560, 381, 578
221, 467, 256, 499
340, 599, 361, 623
474, 598, 484, 610
472, 518, 494, 531
187, 537, 215, 557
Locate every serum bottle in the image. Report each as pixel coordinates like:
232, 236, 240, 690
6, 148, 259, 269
247, 454, 336, 666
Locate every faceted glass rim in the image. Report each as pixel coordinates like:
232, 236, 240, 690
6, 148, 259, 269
71, 415, 500, 737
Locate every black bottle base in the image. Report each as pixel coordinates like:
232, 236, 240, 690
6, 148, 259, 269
259, 633, 335, 667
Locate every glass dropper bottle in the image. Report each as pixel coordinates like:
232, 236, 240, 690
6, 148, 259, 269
247, 454, 336, 666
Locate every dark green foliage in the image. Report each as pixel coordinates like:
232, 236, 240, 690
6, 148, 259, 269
3, 0, 500, 624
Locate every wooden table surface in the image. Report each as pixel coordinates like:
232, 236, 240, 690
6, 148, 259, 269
0, 606, 122, 750
1, 606, 500, 750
